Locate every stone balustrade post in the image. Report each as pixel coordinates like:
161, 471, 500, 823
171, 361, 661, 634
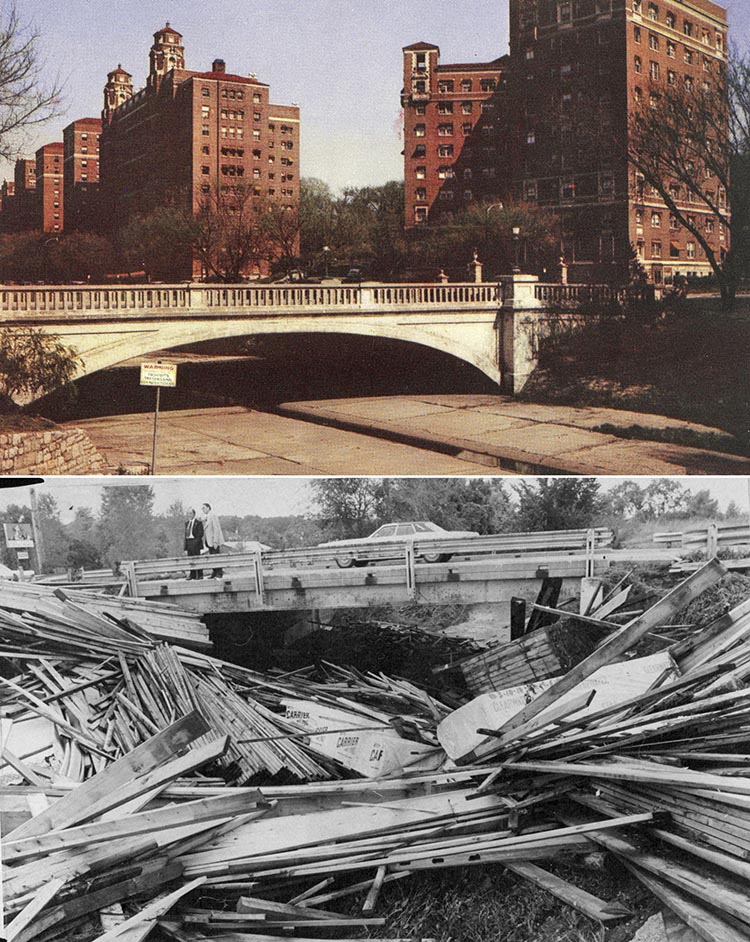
496, 273, 543, 396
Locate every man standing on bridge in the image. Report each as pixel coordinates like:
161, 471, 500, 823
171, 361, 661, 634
201, 503, 224, 578
184, 509, 204, 579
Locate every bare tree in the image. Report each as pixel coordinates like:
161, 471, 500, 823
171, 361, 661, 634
191, 184, 274, 282
0, 4, 63, 160
627, 48, 749, 307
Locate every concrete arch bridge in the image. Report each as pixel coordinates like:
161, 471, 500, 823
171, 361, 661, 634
0, 277, 646, 395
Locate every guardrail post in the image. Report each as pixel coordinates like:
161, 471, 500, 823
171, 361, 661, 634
706, 524, 719, 559
123, 561, 138, 598
404, 544, 416, 599
252, 549, 266, 606
585, 528, 595, 579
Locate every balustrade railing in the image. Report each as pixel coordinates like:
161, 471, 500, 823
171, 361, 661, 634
0, 281, 501, 318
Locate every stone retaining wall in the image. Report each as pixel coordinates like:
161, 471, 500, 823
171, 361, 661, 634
0, 427, 107, 474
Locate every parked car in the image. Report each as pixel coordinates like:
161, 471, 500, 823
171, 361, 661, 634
342, 267, 364, 283
319, 521, 480, 567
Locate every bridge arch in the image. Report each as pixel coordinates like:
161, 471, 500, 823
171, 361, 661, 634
58, 311, 503, 387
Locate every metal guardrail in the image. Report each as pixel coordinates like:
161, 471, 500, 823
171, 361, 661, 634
654, 524, 750, 556
122, 529, 613, 603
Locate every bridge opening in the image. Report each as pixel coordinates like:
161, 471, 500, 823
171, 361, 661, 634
37, 333, 498, 422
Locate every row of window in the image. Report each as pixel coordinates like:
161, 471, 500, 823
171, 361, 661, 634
434, 78, 498, 94
634, 27, 717, 70
414, 120, 495, 138
201, 86, 263, 103
632, 0, 724, 50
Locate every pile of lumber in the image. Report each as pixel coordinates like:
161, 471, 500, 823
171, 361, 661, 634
5, 560, 750, 941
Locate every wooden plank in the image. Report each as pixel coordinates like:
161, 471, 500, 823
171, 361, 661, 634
6, 711, 211, 840
362, 865, 387, 913
4, 789, 263, 861
505, 861, 630, 924
469, 560, 725, 762
90, 877, 207, 942
5, 878, 65, 941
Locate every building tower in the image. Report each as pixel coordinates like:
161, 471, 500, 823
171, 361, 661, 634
103, 66, 133, 125
148, 23, 185, 91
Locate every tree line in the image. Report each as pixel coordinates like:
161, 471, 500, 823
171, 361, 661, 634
0, 480, 742, 575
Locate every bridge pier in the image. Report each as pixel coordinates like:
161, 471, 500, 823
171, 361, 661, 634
497, 274, 544, 395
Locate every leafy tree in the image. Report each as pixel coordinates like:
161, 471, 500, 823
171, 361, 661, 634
640, 480, 689, 519
98, 485, 160, 567
514, 478, 603, 531
36, 492, 67, 572
119, 205, 195, 281
684, 489, 721, 520
66, 539, 101, 571
309, 478, 383, 539
377, 479, 514, 534
46, 233, 114, 283
0, 327, 80, 407
606, 481, 647, 519
0, 4, 62, 160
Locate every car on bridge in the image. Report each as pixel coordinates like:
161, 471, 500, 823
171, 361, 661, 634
319, 521, 480, 568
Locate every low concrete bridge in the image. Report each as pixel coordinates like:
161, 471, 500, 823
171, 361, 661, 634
0, 277, 648, 394
121, 530, 617, 615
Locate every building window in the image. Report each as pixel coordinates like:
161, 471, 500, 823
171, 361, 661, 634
649, 33, 659, 50
202, 87, 210, 97
599, 171, 614, 195
414, 144, 426, 157
462, 101, 473, 114
202, 165, 210, 174
632, 0, 642, 12
684, 49, 694, 65
415, 187, 427, 201
649, 61, 660, 80
480, 78, 496, 91
416, 165, 426, 179
669, 214, 680, 230
461, 78, 472, 91
438, 165, 454, 179
202, 124, 209, 136
686, 241, 696, 258
651, 211, 661, 227
685, 75, 693, 91
666, 11, 675, 28
636, 209, 643, 231
415, 206, 428, 223
464, 189, 473, 202
437, 80, 454, 93
667, 69, 676, 85
652, 240, 662, 257
634, 56, 642, 73
527, 130, 536, 144
667, 41, 675, 57
202, 105, 210, 118
523, 180, 537, 200
647, 2, 658, 20
558, 2, 572, 24
438, 123, 453, 136
414, 123, 425, 137
634, 25, 641, 43
438, 144, 454, 157
438, 102, 453, 114
561, 178, 576, 200
684, 20, 693, 37
525, 48, 534, 60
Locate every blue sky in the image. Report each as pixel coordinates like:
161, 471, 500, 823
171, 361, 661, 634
11, 0, 746, 194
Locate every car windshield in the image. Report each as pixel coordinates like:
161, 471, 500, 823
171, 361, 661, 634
413, 522, 439, 533
371, 525, 398, 538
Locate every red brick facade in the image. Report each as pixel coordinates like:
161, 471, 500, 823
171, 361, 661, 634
402, 43, 509, 226
63, 117, 102, 232
405, 0, 728, 283
100, 24, 300, 279
35, 142, 64, 234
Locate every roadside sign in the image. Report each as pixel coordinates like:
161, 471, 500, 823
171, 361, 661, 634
139, 361, 178, 474
140, 362, 177, 387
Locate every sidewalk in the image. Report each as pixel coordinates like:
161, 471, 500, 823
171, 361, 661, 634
277, 394, 750, 475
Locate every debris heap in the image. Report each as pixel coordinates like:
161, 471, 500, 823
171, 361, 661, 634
2, 559, 750, 941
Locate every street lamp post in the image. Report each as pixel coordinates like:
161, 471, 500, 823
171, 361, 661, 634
322, 246, 331, 278
512, 226, 522, 274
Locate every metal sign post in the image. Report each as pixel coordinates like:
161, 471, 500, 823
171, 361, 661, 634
139, 361, 177, 475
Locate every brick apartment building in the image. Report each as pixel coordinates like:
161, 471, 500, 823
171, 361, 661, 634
35, 142, 64, 234
401, 43, 509, 226
404, 0, 728, 284
0, 160, 36, 233
63, 117, 102, 232
100, 23, 300, 279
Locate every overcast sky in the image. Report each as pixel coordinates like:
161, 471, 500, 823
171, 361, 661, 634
0, 476, 747, 519
6, 0, 747, 193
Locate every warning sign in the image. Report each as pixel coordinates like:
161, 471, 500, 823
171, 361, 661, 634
140, 362, 177, 387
